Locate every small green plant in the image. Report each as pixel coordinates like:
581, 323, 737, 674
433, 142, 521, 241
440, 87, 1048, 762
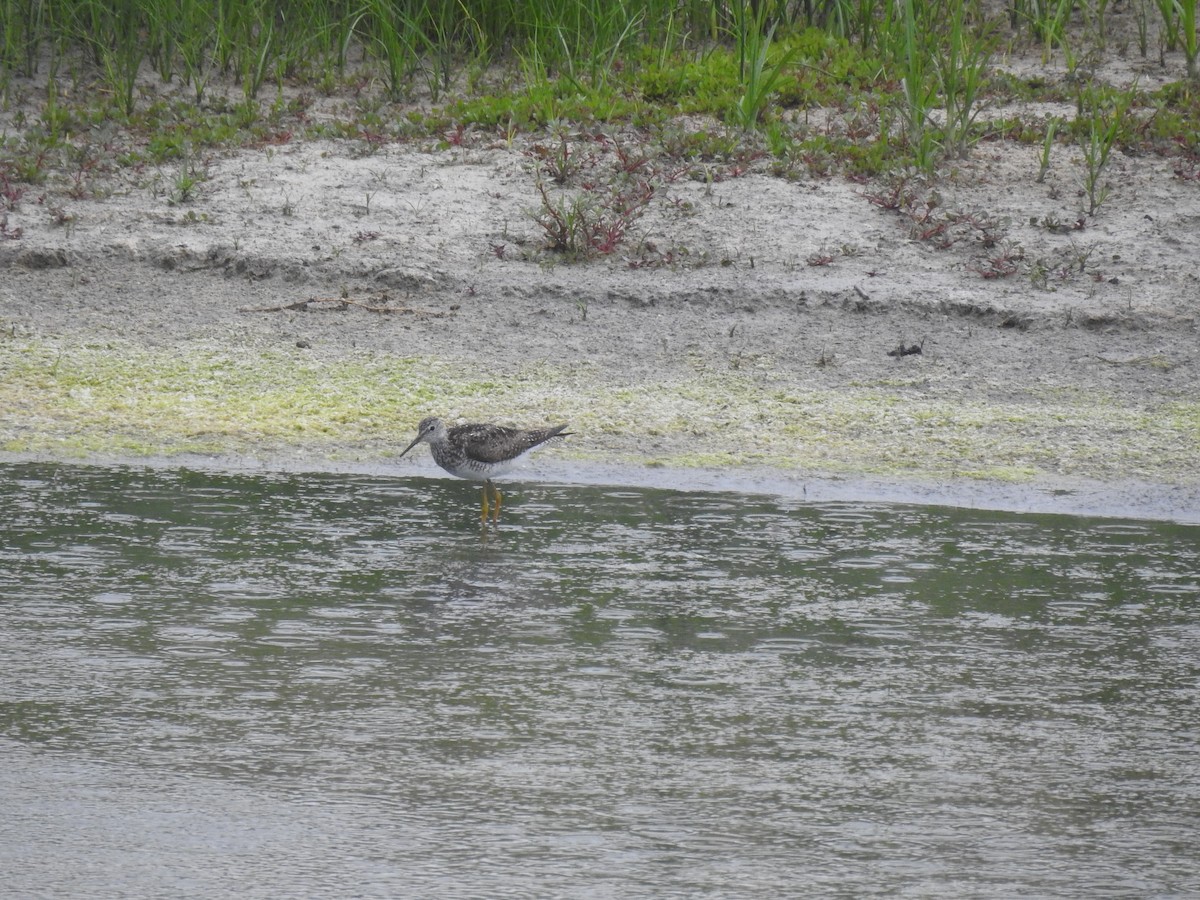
85, 0, 146, 116
1082, 0, 1114, 47
530, 178, 652, 260
730, 5, 800, 130
889, 0, 939, 170
971, 242, 1025, 278
1077, 85, 1131, 216
171, 169, 200, 204
1134, 0, 1151, 57
934, 3, 997, 160
365, 0, 415, 101
1152, 0, 1182, 52
1180, 0, 1199, 78
530, 183, 599, 258
884, 0, 997, 167
865, 172, 1009, 249
1029, 257, 1051, 290
173, 0, 214, 102
1, 168, 24, 210
1013, 0, 1076, 59
1036, 117, 1060, 183
166, 141, 207, 204
526, 129, 584, 184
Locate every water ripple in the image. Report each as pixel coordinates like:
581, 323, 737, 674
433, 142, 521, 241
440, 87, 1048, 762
1, 461, 1198, 898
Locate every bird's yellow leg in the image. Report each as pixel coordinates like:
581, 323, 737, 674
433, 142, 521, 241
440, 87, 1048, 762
480, 484, 490, 522
492, 484, 503, 521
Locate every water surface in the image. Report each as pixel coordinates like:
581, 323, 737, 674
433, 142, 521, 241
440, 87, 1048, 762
1, 462, 1197, 898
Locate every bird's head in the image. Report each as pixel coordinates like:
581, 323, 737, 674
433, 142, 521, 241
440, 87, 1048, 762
399, 416, 445, 459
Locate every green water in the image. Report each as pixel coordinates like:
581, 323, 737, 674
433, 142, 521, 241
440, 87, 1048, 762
1, 462, 1197, 898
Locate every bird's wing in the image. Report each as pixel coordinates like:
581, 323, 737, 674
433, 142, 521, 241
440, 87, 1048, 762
452, 423, 569, 464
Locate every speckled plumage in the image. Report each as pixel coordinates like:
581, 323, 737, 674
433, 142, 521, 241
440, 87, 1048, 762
398, 416, 570, 520
400, 416, 570, 479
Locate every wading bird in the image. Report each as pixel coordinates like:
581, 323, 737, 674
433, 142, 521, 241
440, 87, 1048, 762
398, 416, 571, 521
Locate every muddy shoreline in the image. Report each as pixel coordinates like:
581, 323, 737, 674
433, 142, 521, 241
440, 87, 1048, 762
3, 51, 1199, 522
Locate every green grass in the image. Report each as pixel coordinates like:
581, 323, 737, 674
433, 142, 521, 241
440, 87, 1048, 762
3, 2, 1199, 190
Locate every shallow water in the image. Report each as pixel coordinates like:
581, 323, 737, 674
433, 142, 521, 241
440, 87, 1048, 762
1, 462, 1198, 898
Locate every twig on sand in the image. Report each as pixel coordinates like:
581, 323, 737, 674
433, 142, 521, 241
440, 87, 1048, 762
238, 294, 451, 317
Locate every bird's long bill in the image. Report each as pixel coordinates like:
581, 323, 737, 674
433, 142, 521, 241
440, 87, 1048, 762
397, 434, 424, 459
